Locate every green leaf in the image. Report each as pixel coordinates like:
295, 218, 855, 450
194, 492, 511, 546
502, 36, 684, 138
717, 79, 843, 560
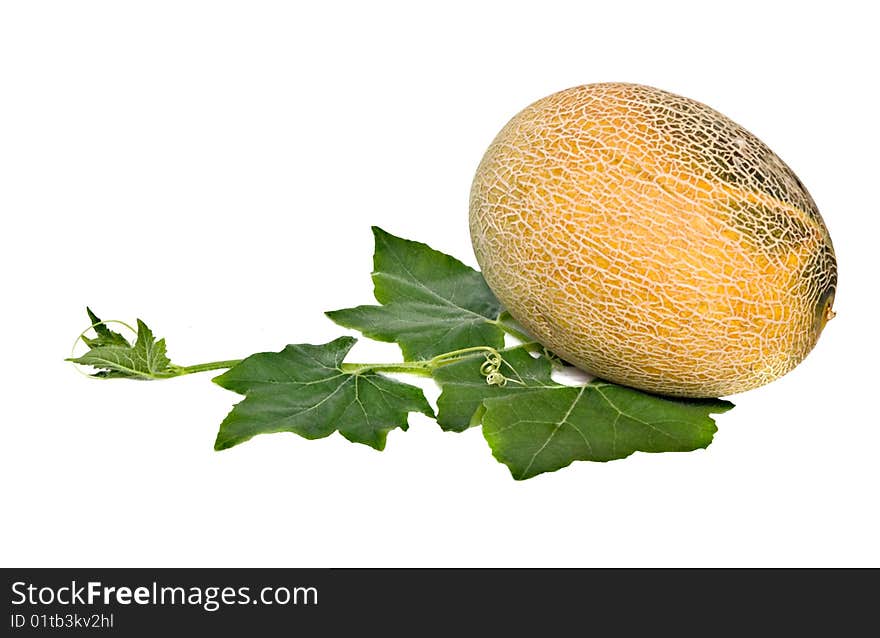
482, 382, 734, 480
68, 310, 177, 379
326, 227, 505, 360
433, 347, 556, 432
432, 346, 733, 478
81, 307, 131, 349
212, 336, 434, 451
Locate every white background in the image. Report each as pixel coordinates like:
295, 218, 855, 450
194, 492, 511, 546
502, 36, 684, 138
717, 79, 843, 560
2, 1, 877, 567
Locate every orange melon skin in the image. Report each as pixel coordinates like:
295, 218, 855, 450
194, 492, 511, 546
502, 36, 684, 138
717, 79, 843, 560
470, 83, 837, 398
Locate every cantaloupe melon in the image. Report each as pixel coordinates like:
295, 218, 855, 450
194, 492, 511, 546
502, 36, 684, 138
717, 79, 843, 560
470, 83, 837, 397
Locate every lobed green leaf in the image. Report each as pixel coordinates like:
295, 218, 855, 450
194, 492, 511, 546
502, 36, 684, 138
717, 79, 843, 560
432, 346, 733, 479
68, 309, 177, 379
482, 383, 733, 480
327, 227, 506, 360
212, 336, 434, 451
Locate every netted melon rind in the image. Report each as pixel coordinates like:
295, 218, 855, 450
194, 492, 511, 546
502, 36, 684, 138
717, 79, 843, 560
470, 83, 837, 397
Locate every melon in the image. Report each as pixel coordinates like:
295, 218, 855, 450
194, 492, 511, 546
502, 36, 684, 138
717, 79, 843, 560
470, 83, 837, 397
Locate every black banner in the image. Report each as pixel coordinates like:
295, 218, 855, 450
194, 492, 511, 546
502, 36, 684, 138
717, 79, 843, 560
1, 568, 871, 634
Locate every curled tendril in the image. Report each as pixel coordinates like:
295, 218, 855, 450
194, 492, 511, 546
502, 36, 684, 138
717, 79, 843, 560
429, 346, 512, 387
485, 371, 508, 387
479, 357, 499, 376
480, 352, 508, 386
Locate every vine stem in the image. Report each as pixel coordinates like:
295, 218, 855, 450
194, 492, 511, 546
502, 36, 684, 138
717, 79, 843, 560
341, 346, 503, 377
173, 360, 244, 376
340, 362, 433, 376
142, 346, 506, 379
183, 313, 535, 370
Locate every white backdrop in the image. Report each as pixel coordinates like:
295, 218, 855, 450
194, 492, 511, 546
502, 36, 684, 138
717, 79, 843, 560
2, 1, 877, 567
